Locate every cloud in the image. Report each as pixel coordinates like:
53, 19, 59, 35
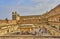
14, 0, 60, 15
3, 0, 59, 15
0, 0, 60, 19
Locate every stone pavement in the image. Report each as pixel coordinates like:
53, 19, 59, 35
0, 36, 60, 39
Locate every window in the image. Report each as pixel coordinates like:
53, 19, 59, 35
59, 17, 60, 22
59, 26, 60, 30
12, 15, 16, 20
51, 26, 57, 29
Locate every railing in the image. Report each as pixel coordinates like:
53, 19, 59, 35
0, 36, 60, 39
0, 23, 60, 36
44, 24, 60, 36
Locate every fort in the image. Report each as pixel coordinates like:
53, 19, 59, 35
0, 4, 60, 39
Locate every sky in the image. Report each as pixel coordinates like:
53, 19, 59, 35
0, 0, 60, 19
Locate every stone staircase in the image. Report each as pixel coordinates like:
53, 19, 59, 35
0, 23, 60, 36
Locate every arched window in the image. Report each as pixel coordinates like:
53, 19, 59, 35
51, 26, 57, 29
59, 17, 60, 22
59, 26, 60, 30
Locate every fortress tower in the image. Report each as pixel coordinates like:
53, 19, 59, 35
12, 11, 20, 20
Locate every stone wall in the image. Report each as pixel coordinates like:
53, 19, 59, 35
43, 4, 60, 18
48, 14, 60, 22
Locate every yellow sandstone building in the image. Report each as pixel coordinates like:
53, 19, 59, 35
0, 4, 60, 36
